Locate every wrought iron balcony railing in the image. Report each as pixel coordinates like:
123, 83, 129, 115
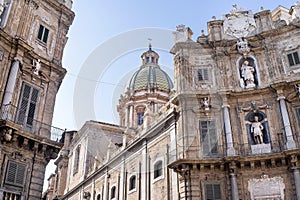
0, 103, 64, 142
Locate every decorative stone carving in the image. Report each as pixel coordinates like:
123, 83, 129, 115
223, 5, 256, 39
295, 84, 300, 98
32, 59, 41, 75
173, 24, 193, 43
0, 0, 7, 21
201, 97, 210, 111
240, 60, 255, 88
293, 2, 300, 19
237, 38, 250, 57
248, 176, 285, 200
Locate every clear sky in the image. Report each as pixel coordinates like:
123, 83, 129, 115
44, 0, 298, 191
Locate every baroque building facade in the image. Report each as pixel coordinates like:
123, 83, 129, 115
48, 2, 300, 200
0, 0, 74, 199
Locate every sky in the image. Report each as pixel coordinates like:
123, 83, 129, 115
44, 0, 298, 191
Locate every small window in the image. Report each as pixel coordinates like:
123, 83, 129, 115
206, 184, 221, 200
129, 175, 136, 191
287, 51, 300, 67
110, 186, 116, 199
5, 161, 26, 188
73, 145, 80, 174
37, 24, 49, 44
154, 160, 163, 179
198, 68, 209, 81
137, 113, 144, 125
97, 194, 101, 200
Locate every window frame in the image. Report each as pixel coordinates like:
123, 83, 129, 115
199, 120, 219, 158
153, 160, 163, 181
37, 24, 50, 44
287, 50, 300, 67
197, 68, 209, 81
205, 183, 222, 200
5, 160, 27, 188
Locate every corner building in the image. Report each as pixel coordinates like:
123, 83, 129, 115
50, 2, 300, 200
0, 0, 74, 199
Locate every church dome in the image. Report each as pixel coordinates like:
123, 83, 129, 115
128, 45, 173, 92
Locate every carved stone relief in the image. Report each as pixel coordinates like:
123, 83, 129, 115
248, 176, 285, 200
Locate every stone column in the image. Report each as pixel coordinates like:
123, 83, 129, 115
3, 59, 19, 105
103, 169, 109, 200
170, 126, 179, 200
141, 140, 148, 200
119, 157, 125, 200
129, 105, 133, 127
278, 96, 296, 149
230, 171, 239, 200
292, 167, 300, 200
223, 105, 236, 156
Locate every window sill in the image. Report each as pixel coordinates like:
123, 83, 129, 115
152, 175, 164, 184
128, 188, 137, 194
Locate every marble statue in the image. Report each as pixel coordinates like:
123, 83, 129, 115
33, 59, 41, 75
251, 116, 264, 144
241, 60, 255, 88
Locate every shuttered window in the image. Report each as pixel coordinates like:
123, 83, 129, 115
200, 120, 218, 157
16, 83, 39, 130
5, 161, 26, 187
37, 24, 50, 44
198, 68, 209, 81
287, 51, 300, 67
206, 184, 221, 200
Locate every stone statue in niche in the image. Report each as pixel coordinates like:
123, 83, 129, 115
251, 116, 264, 144
245, 111, 271, 145
241, 60, 255, 88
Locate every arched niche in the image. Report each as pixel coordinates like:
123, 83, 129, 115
237, 56, 260, 89
245, 111, 271, 145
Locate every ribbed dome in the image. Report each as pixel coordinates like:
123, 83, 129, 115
129, 65, 173, 92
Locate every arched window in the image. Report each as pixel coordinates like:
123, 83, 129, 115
154, 160, 163, 179
97, 194, 101, 200
110, 186, 116, 199
129, 175, 136, 191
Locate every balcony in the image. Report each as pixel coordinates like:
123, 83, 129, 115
0, 103, 64, 142
168, 135, 294, 166
0, 189, 23, 200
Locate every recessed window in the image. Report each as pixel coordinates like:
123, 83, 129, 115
206, 183, 221, 200
129, 175, 136, 191
73, 145, 80, 174
5, 161, 26, 188
37, 24, 49, 44
200, 120, 218, 157
16, 83, 39, 130
154, 160, 163, 179
287, 51, 300, 67
110, 186, 116, 199
198, 68, 209, 81
97, 194, 101, 200
137, 113, 144, 125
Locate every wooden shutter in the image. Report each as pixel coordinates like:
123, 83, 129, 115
206, 184, 221, 200
5, 161, 26, 187
16, 83, 39, 129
